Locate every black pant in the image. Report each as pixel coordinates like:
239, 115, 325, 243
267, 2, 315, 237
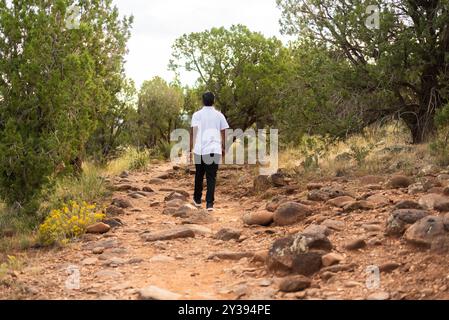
194, 154, 220, 205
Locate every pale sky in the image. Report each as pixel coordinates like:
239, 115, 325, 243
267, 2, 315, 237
113, 0, 288, 89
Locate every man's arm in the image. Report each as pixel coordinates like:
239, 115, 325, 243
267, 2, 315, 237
190, 126, 198, 163
221, 129, 226, 159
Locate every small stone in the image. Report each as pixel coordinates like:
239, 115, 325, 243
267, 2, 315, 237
395, 200, 423, 210
141, 227, 195, 242
243, 211, 274, 226
303, 224, 331, 236
92, 247, 105, 255
105, 205, 125, 216
214, 228, 241, 241
326, 196, 355, 208
344, 239, 366, 251
321, 219, 345, 231
321, 253, 344, 267
112, 198, 133, 209
86, 222, 111, 234
343, 200, 374, 212
379, 262, 400, 273
279, 275, 312, 292
254, 175, 271, 192
307, 183, 324, 190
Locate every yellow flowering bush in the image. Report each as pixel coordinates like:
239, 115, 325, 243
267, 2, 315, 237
38, 201, 105, 245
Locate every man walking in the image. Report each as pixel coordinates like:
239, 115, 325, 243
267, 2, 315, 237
190, 92, 229, 212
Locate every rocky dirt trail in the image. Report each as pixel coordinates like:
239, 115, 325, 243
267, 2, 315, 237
3, 163, 449, 300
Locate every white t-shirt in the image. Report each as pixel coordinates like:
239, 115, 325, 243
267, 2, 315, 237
191, 106, 230, 155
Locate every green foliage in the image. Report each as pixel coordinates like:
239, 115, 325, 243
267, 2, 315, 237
131, 77, 183, 148
0, 0, 132, 210
430, 103, 449, 165
298, 135, 334, 171
349, 144, 374, 167
170, 25, 289, 130
276, 0, 449, 143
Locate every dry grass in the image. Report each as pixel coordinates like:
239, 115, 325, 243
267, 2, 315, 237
280, 121, 439, 181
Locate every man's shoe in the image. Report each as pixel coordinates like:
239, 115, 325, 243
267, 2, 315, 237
206, 203, 214, 212
193, 200, 202, 208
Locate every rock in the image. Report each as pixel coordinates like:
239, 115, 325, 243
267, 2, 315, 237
141, 227, 195, 242
321, 253, 344, 267
266, 196, 288, 212
360, 175, 385, 185
321, 219, 345, 231
379, 262, 400, 273
419, 194, 449, 210
279, 276, 312, 292
274, 202, 312, 226
160, 188, 190, 198
83, 239, 120, 250
343, 200, 374, 212
303, 224, 331, 236
138, 286, 181, 300
267, 233, 331, 276
404, 216, 446, 247
149, 255, 176, 263
386, 209, 429, 236
208, 251, 254, 261
344, 239, 366, 250
388, 175, 413, 189
435, 198, 449, 212
366, 194, 390, 208
105, 205, 125, 216
243, 211, 274, 226
428, 187, 444, 194
104, 257, 127, 267
185, 225, 213, 236
214, 228, 241, 241
408, 183, 425, 195
320, 186, 351, 199
307, 190, 330, 202
321, 263, 357, 273
270, 173, 287, 187
307, 183, 324, 190
362, 224, 382, 232
102, 218, 123, 229
112, 198, 133, 209
367, 291, 390, 300
326, 196, 355, 208
86, 222, 111, 234
394, 200, 423, 210
142, 186, 154, 193
114, 184, 139, 192
149, 178, 165, 185
164, 192, 187, 202
165, 199, 185, 208
254, 175, 271, 192
129, 192, 145, 199
92, 247, 104, 255
119, 171, 129, 178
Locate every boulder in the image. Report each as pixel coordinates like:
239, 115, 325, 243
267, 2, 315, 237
326, 196, 355, 208
394, 200, 423, 210
307, 190, 330, 202
385, 209, 429, 236
274, 202, 312, 226
267, 232, 332, 276
404, 216, 446, 247
419, 194, 449, 210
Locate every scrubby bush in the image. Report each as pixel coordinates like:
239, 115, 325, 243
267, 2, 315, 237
38, 201, 105, 246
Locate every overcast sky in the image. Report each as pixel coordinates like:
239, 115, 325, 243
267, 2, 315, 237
113, 0, 289, 89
